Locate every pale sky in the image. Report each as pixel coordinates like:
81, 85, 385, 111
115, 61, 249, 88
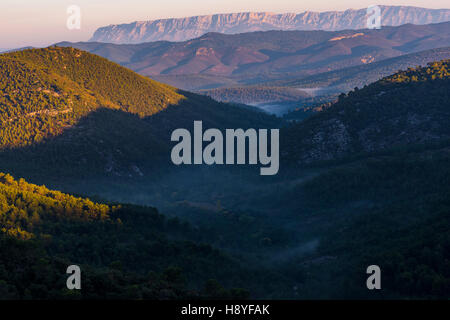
1, 0, 449, 49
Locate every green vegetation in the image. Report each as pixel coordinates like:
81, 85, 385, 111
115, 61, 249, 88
282, 60, 450, 164
385, 60, 450, 83
284, 147, 450, 298
0, 47, 184, 149
0, 173, 256, 299
0, 47, 448, 300
271, 60, 450, 298
0, 47, 280, 180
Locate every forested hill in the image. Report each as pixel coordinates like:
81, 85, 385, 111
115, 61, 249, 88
282, 60, 450, 165
0, 47, 184, 149
0, 173, 256, 299
275, 61, 450, 298
0, 47, 279, 180
273, 47, 450, 92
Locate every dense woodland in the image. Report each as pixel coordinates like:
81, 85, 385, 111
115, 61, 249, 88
0, 47, 279, 180
201, 86, 311, 104
279, 146, 450, 298
0, 48, 448, 299
0, 47, 184, 149
0, 173, 258, 299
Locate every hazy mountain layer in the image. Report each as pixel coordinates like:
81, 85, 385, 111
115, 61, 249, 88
61, 22, 450, 92
201, 47, 450, 105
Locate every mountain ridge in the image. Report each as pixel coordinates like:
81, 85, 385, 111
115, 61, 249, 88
90, 6, 450, 44
60, 22, 450, 92
201, 47, 450, 106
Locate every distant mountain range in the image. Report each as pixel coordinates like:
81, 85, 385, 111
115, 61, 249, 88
90, 6, 450, 44
59, 21, 450, 92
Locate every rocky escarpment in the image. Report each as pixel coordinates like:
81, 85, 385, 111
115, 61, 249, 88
90, 6, 450, 44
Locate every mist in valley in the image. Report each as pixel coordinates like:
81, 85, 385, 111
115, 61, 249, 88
46, 162, 340, 298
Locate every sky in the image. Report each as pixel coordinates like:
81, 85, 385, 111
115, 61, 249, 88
1, 0, 449, 49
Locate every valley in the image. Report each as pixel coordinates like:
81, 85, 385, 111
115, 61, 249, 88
0, 44, 448, 299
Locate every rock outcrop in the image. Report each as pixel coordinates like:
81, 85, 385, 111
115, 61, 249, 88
90, 6, 450, 44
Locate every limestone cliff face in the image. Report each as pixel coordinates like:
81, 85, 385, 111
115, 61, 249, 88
90, 6, 450, 44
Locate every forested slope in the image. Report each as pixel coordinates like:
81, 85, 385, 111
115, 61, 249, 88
0, 173, 256, 299
282, 60, 450, 164
0, 47, 279, 181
